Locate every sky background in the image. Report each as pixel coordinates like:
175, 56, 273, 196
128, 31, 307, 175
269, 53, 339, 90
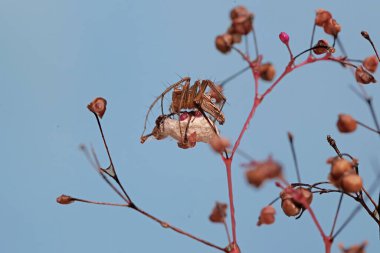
1, 0, 380, 252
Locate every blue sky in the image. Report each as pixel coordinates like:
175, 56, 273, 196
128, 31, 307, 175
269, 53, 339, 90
1, 0, 380, 252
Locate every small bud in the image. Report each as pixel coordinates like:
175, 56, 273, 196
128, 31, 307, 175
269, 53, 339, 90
315, 9, 332, 27
279, 32, 289, 44
209, 136, 230, 153
355, 66, 376, 84
87, 97, 107, 118
323, 18, 341, 36
215, 34, 233, 53
257, 206, 276, 226
361, 31, 370, 40
56, 194, 74, 205
341, 173, 363, 193
313, 39, 330, 55
259, 63, 276, 81
363, 55, 378, 73
337, 114, 357, 133
209, 202, 228, 223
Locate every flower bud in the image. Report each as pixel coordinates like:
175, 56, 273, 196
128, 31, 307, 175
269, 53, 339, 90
315, 9, 332, 27
363, 55, 378, 73
257, 206, 276, 226
209, 202, 228, 223
323, 18, 341, 36
209, 136, 230, 153
215, 34, 233, 53
87, 97, 107, 118
337, 114, 357, 133
279, 32, 289, 44
313, 39, 330, 55
56, 194, 74, 205
259, 63, 276, 81
355, 66, 376, 84
341, 173, 363, 193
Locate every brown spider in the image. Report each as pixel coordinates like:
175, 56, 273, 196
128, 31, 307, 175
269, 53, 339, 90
141, 77, 226, 148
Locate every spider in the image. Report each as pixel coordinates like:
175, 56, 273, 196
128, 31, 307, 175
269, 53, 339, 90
141, 77, 226, 148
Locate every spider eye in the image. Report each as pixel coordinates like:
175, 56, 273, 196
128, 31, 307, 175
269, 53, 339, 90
211, 98, 217, 103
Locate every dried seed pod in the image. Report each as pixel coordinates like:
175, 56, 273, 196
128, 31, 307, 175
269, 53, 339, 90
257, 206, 276, 226
231, 32, 242, 44
56, 195, 74, 205
297, 187, 313, 206
315, 9, 332, 27
281, 199, 301, 217
337, 114, 357, 133
243, 158, 282, 188
313, 39, 330, 55
215, 33, 234, 53
230, 6, 251, 21
209, 202, 228, 223
231, 15, 253, 35
363, 55, 378, 73
341, 173, 363, 193
323, 18, 341, 36
259, 63, 276, 81
329, 158, 353, 179
87, 97, 107, 118
209, 136, 230, 153
355, 66, 376, 84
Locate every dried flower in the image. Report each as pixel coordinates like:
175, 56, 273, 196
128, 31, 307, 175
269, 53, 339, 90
215, 34, 234, 53
313, 39, 330, 55
259, 63, 276, 81
279, 32, 289, 44
363, 55, 378, 73
280, 187, 313, 217
355, 66, 376, 84
243, 158, 282, 188
337, 114, 357, 133
341, 173, 363, 193
56, 195, 74, 205
87, 97, 107, 118
209, 202, 228, 223
230, 6, 251, 21
315, 9, 332, 27
323, 18, 341, 36
209, 136, 230, 153
257, 206, 276, 226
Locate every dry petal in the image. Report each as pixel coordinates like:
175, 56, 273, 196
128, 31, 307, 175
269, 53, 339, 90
243, 158, 282, 188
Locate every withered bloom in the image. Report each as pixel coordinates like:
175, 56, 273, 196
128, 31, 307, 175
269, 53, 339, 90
363, 55, 378, 73
355, 66, 376, 84
87, 97, 107, 118
259, 63, 276, 81
243, 158, 282, 188
257, 205, 276, 226
315, 9, 332, 27
215, 34, 234, 53
209, 202, 228, 223
337, 114, 357, 133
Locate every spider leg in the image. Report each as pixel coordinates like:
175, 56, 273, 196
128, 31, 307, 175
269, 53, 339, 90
206, 80, 227, 124
141, 77, 190, 140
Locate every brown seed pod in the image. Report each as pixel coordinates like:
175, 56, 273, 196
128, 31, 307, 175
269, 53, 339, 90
329, 158, 353, 180
209, 202, 228, 223
230, 6, 252, 21
339, 241, 367, 253
281, 199, 301, 217
56, 194, 74, 205
313, 39, 330, 55
87, 97, 107, 118
243, 159, 282, 188
209, 136, 230, 153
323, 18, 341, 36
363, 55, 378, 73
355, 66, 376, 84
215, 34, 234, 53
337, 114, 357, 133
315, 9, 332, 27
259, 63, 276, 81
231, 15, 253, 35
257, 206, 276, 226
341, 173, 363, 193
297, 187, 313, 206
